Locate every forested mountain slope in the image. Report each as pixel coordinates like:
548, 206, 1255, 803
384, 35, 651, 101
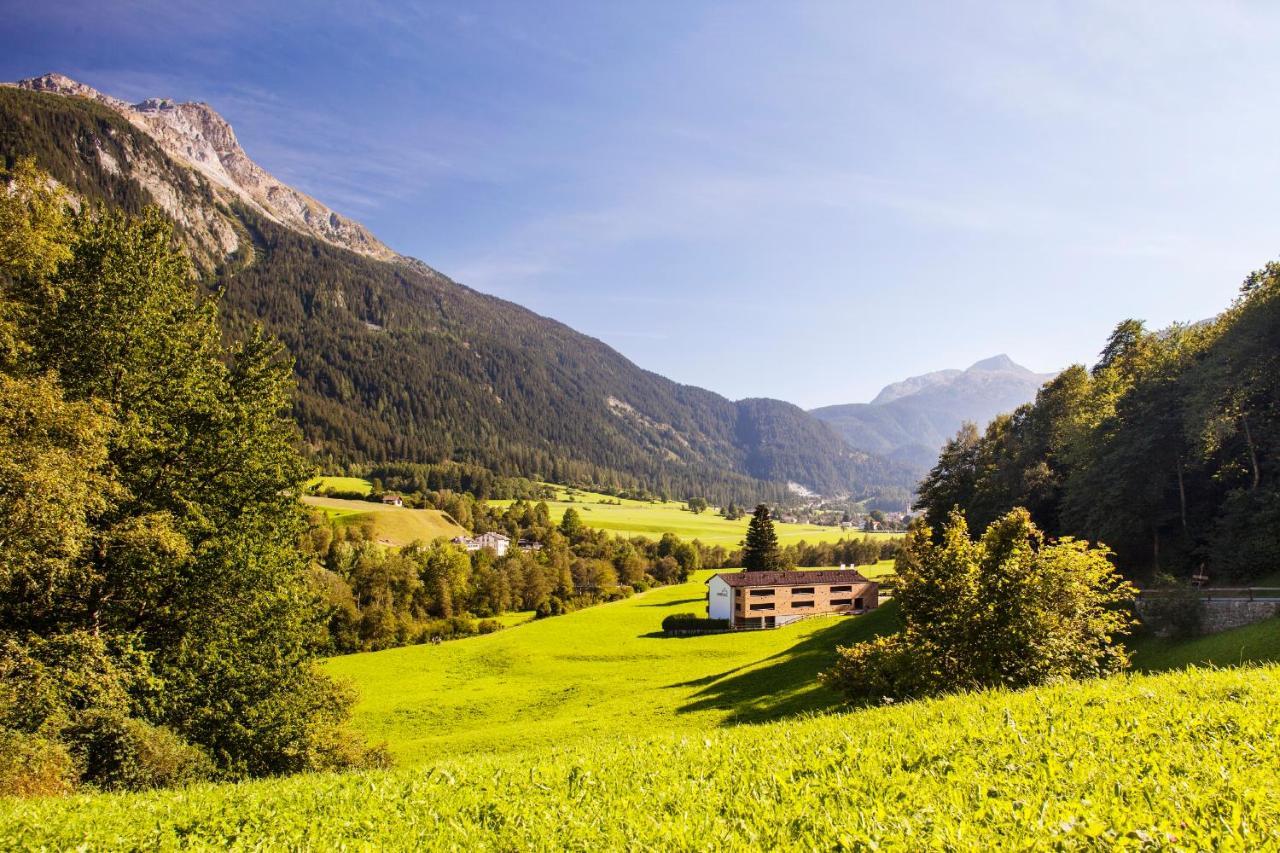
0, 80, 914, 505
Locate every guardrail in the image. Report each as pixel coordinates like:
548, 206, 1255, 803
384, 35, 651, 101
1139, 587, 1280, 602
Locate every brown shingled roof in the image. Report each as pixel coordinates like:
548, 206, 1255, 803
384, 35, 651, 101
709, 569, 874, 588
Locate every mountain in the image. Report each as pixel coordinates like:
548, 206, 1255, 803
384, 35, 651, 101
810, 356, 1055, 474
0, 74, 916, 506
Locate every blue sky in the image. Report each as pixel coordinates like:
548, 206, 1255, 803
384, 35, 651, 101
3, 1, 1278, 407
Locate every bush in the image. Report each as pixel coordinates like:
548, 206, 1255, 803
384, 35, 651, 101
825, 509, 1135, 704
66, 711, 212, 791
1139, 583, 1203, 639
820, 636, 926, 703
325, 490, 368, 501
476, 619, 502, 635
661, 613, 730, 634
0, 730, 75, 797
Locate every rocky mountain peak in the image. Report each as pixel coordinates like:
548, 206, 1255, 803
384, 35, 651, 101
966, 354, 1024, 373
7, 73, 398, 262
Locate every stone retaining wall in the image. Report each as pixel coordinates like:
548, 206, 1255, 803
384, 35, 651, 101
1137, 595, 1280, 637
1199, 599, 1280, 635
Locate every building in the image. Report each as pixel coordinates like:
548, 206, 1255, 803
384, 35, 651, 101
380, 493, 403, 507
451, 531, 511, 557
706, 568, 878, 629
517, 538, 543, 552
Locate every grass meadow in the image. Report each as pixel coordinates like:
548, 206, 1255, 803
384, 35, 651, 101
5, 664, 1277, 849
301, 495, 467, 547
3, 567, 1278, 848
490, 485, 899, 547
324, 568, 898, 765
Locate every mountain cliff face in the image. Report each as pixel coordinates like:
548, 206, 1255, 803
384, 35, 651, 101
0, 77, 915, 505
6, 73, 397, 262
811, 356, 1055, 474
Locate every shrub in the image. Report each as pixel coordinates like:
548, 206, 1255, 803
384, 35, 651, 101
0, 730, 75, 797
661, 614, 729, 634
819, 635, 926, 703
476, 619, 502, 635
1139, 583, 1203, 639
825, 509, 1135, 703
66, 711, 212, 791
326, 490, 368, 501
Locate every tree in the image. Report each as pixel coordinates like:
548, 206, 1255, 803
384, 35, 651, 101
0, 161, 380, 789
559, 507, 585, 542
687, 497, 709, 514
741, 505, 782, 572
823, 509, 1135, 704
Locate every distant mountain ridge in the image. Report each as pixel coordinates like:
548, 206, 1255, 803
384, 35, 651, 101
811, 356, 1055, 474
0, 74, 917, 506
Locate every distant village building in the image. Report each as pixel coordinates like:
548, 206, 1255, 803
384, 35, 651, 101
706, 568, 879, 630
380, 493, 403, 507
517, 538, 543, 552
451, 531, 511, 557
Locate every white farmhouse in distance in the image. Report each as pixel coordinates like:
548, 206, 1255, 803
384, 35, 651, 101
451, 531, 511, 557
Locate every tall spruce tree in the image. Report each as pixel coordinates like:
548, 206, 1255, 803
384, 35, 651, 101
741, 504, 782, 571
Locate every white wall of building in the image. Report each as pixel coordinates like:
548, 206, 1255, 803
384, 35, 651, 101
707, 575, 732, 620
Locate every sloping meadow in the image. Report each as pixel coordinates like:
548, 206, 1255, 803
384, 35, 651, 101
3, 665, 1276, 850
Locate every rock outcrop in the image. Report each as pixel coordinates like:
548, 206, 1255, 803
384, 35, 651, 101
7, 73, 397, 261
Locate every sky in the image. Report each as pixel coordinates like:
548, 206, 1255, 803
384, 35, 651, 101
2, 1, 1278, 407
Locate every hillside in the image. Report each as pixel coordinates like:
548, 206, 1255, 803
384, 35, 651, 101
811, 355, 1054, 474
302, 496, 467, 547
5, 662, 1276, 848
0, 78, 915, 506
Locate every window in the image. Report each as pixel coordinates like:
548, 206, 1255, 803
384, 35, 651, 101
855, 597, 865, 610
748, 589, 773, 597
792, 600, 815, 609
789, 587, 815, 595
830, 585, 852, 593
831, 598, 852, 606
749, 602, 775, 611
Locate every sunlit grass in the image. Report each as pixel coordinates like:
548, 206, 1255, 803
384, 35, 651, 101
324, 569, 898, 765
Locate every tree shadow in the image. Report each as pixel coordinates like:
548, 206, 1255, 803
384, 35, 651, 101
671, 603, 901, 726
639, 597, 703, 608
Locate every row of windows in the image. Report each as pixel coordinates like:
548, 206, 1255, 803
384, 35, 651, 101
748, 598, 866, 612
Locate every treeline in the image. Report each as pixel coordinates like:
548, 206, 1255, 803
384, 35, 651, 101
0, 162, 380, 797
749, 536, 901, 571
361, 461, 667, 504
302, 501, 728, 653
916, 267, 1280, 582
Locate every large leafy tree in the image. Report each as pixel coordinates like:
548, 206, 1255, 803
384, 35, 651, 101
912, 277, 1280, 583
823, 509, 1134, 703
0, 160, 378, 790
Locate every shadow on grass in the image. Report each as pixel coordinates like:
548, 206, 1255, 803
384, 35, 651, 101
1127, 615, 1280, 672
671, 602, 901, 726
639, 597, 703, 608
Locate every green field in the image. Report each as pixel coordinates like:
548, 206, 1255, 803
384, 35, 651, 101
302, 495, 467, 547
305, 475, 374, 496
5, 663, 1277, 848
1131, 616, 1280, 671
491, 485, 899, 547
324, 569, 897, 765
5, 567, 1280, 848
